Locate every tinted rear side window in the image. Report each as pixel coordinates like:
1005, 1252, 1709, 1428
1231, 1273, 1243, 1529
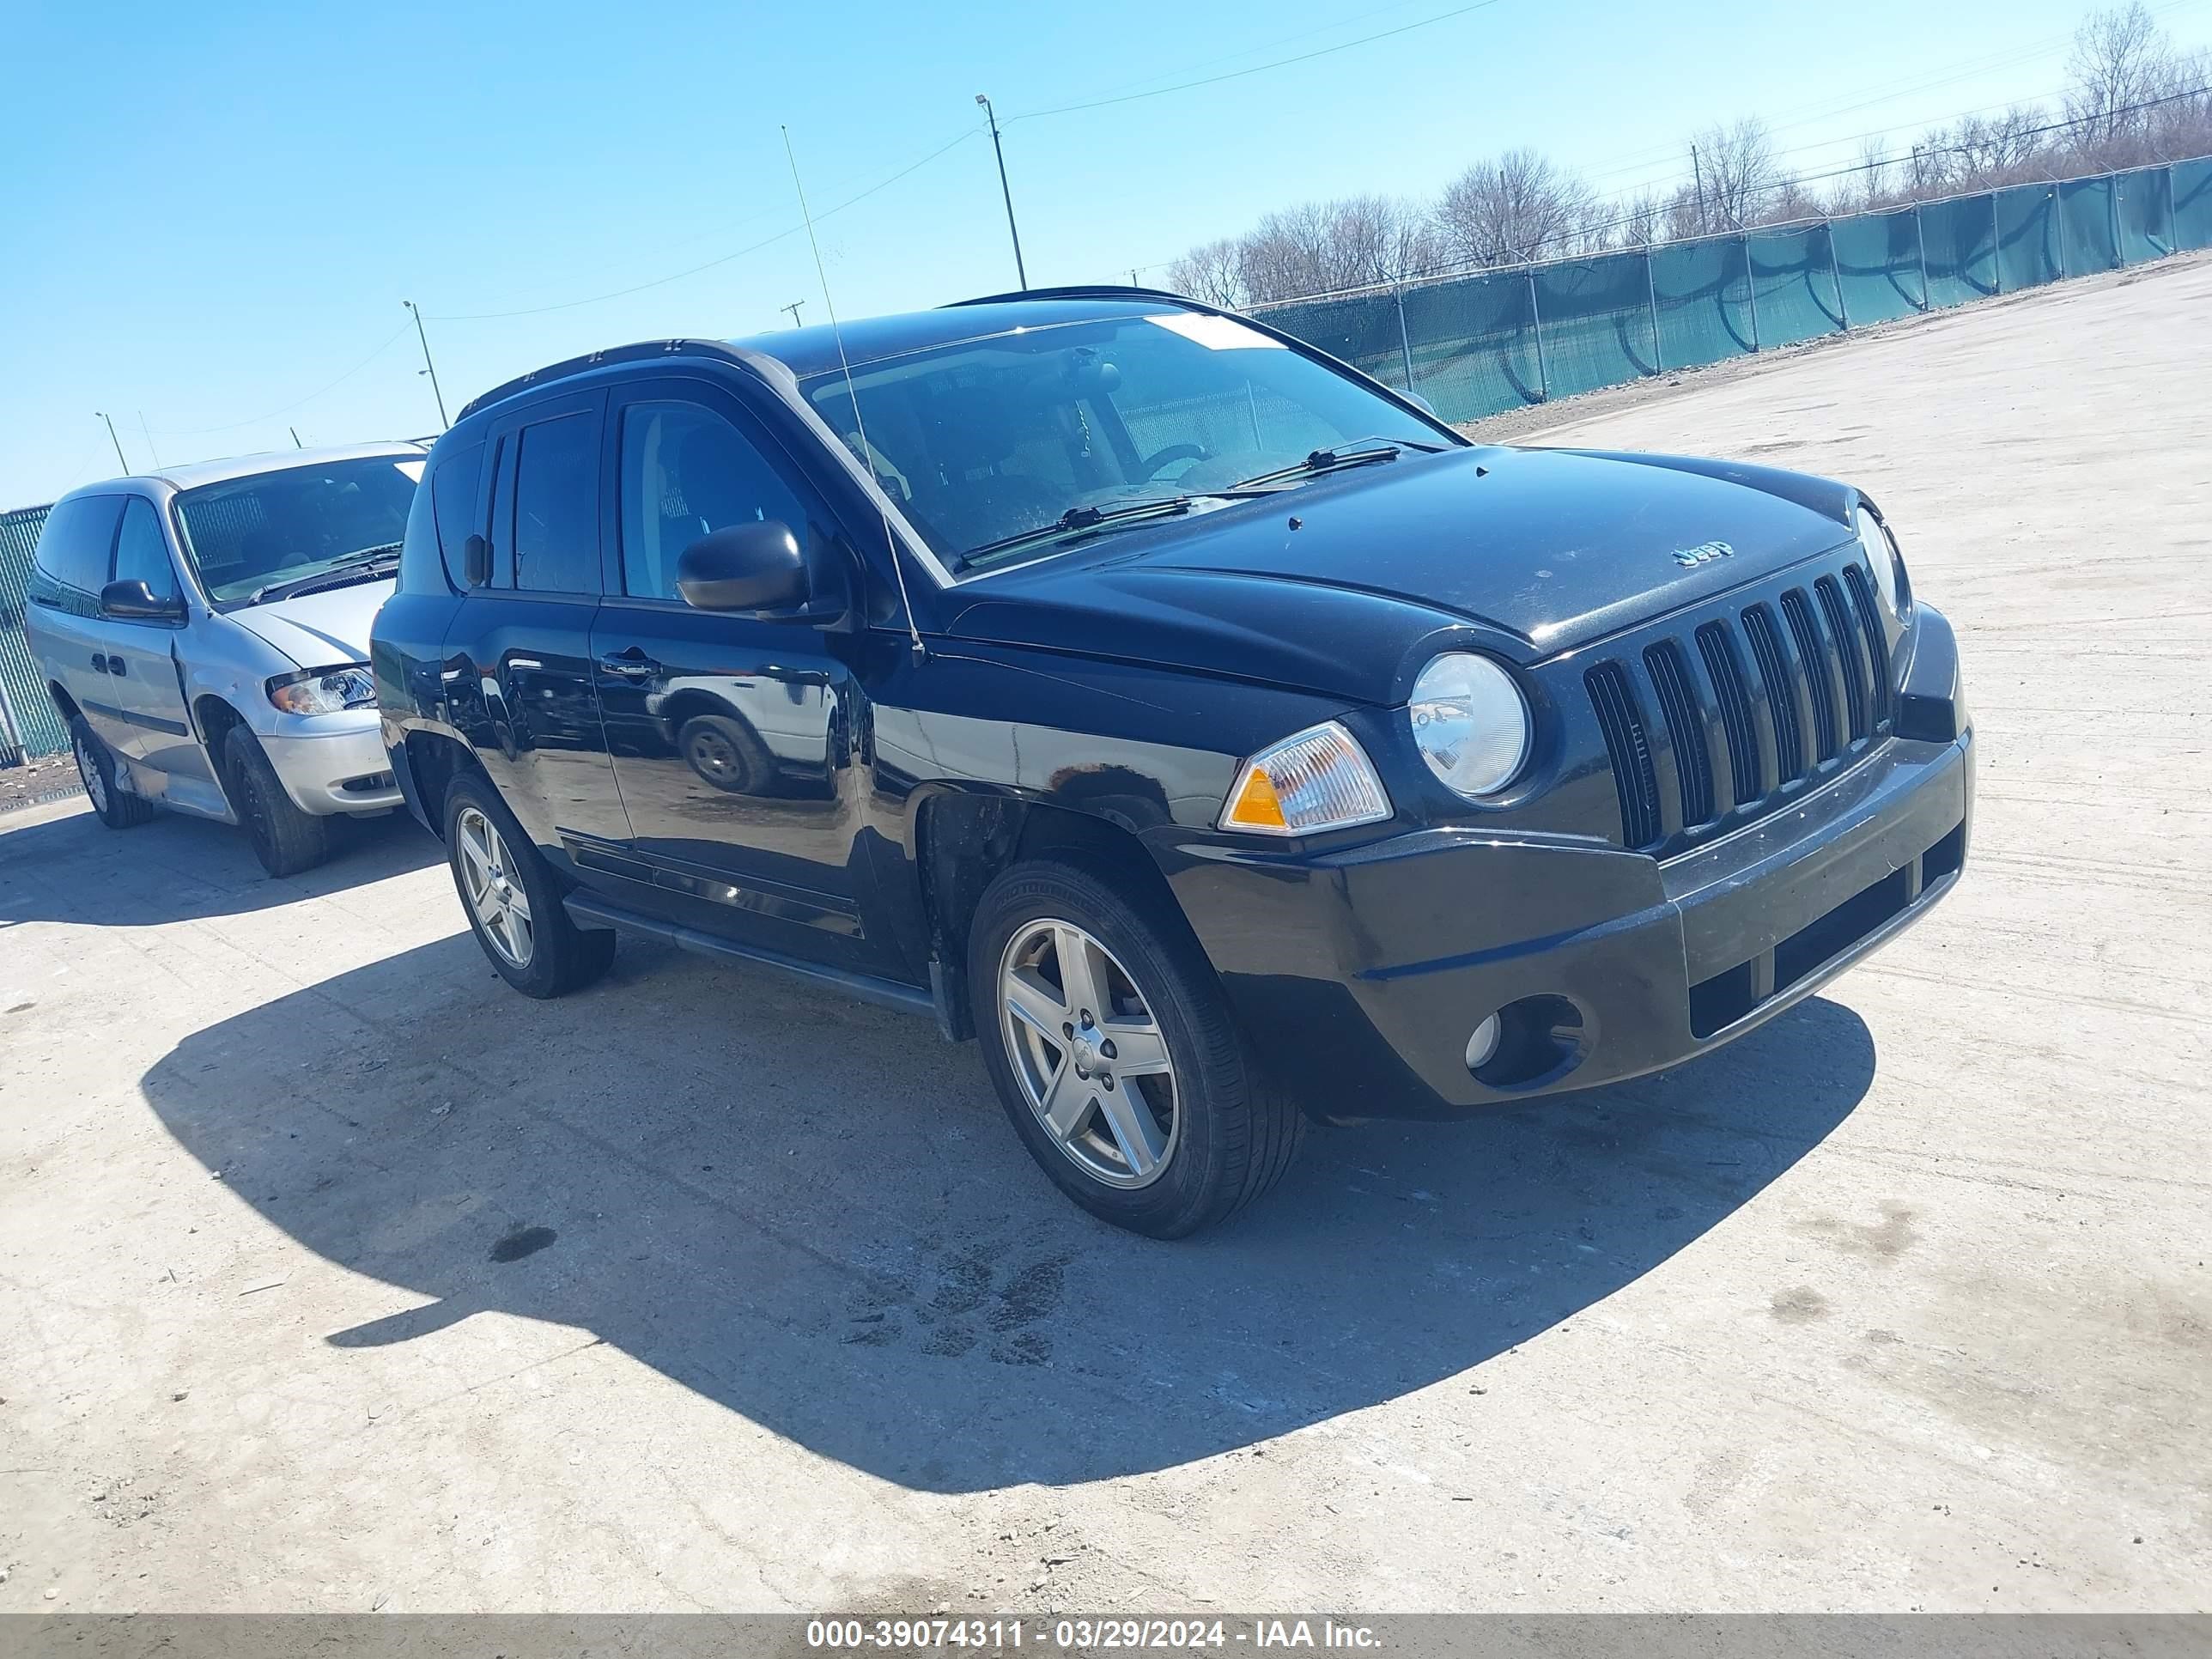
509, 413, 599, 594
27, 495, 125, 617
431, 438, 486, 590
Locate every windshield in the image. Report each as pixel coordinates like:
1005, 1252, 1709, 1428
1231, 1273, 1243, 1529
799, 313, 1449, 569
173, 455, 423, 605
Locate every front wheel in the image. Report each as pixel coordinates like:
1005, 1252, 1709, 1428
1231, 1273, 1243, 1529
969, 859, 1304, 1237
443, 773, 614, 999
223, 726, 331, 877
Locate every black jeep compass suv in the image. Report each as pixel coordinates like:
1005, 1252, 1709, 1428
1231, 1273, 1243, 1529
371, 288, 1972, 1237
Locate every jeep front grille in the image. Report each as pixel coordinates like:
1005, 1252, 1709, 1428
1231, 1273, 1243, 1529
1582, 552, 1899, 854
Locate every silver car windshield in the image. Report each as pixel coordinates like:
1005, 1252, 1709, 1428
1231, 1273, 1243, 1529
173, 456, 423, 605
799, 314, 1449, 569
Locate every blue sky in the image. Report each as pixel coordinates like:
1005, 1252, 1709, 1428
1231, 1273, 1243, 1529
3, 0, 2202, 507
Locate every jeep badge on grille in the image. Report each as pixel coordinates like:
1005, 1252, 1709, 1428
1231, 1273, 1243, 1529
1672, 540, 1735, 567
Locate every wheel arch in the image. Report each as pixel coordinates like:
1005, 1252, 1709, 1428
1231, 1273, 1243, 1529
913, 787, 1200, 1043
400, 727, 483, 841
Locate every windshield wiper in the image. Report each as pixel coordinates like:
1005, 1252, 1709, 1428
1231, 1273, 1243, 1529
958, 497, 1207, 570
243, 544, 404, 605
1230, 435, 1445, 491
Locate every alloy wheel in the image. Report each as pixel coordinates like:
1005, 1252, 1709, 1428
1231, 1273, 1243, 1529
999, 918, 1180, 1188
456, 805, 534, 968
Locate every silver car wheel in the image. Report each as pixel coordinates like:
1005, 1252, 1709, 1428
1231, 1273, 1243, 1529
73, 732, 108, 814
455, 805, 534, 969
999, 918, 1180, 1188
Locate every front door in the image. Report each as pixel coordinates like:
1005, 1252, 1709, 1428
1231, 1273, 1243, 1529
98, 496, 206, 781
587, 376, 890, 975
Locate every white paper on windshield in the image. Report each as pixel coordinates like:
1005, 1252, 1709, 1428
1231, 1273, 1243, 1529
394, 459, 426, 483
1146, 313, 1285, 351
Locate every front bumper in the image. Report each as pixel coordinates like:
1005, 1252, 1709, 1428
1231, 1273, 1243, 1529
1170, 618, 1973, 1121
258, 712, 403, 815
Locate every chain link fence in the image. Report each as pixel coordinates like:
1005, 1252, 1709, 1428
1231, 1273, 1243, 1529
1249, 155, 2212, 422
1, 503, 65, 763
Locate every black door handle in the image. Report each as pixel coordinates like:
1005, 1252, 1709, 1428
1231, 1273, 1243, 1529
599, 650, 660, 678
107, 656, 126, 677
92, 653, 109, 674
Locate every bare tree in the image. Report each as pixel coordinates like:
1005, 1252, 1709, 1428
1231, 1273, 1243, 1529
1166, 238, 1244, 307
1850, 136, 1891, 208
1615, 192, 1663, 249
1432, 148, 1600, 267
2067, 2, 2175, 143
1322, 193, 1445, 287
1692, 118, 1780, 230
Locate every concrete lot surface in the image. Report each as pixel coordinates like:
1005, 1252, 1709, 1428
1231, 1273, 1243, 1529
3, 257, 2208, 1613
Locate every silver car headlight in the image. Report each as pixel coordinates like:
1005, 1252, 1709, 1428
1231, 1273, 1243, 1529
267, 664, 375, 715
1856, 504, 1908, 614
1409, 653, 1530, 799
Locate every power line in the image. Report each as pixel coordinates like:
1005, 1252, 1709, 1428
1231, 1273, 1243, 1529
145, 323, 410, 438
1003, 0, 1510, 122
428, 129, 981, 323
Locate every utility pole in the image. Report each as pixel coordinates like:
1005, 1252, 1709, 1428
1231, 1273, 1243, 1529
95, 412, 128, 472
1691, 145, 1706, 235
975, 94, 1029, 289
781, 301, 806, 328
401, 300, 449, 430
289, 426, 304, 448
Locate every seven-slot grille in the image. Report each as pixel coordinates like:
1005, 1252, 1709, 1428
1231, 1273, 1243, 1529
1583, 556, 1895, 854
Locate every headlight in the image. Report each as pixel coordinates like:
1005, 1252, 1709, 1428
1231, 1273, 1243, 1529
1856, 504, 1909, 614
1219, 720, 1391, 836
1409, 653, 1530, 799
266, 664, 375, 715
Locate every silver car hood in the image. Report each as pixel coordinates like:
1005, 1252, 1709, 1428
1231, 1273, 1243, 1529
226, 577, 394, 668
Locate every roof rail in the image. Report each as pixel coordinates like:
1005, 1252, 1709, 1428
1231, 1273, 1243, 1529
944, 284, 1217, 313
454, 337, 752, 422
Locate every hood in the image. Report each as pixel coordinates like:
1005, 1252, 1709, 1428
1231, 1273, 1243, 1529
226, 576, 394, 668
942, 447, 1858, 703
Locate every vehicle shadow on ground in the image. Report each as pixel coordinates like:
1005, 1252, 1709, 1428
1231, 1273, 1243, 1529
138, 931, 1875, 1493
0, 803, 439, 927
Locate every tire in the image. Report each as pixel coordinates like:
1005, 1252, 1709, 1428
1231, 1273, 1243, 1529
442, 771, 615, 999
69, 715, 158, 830
223, 726, 331, 878
675, 712, 771, 794
969, 858, 1304, 1238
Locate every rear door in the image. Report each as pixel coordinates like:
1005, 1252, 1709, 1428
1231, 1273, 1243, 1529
587, 374, 891, 975
98, 495, 204, 775
25, 493, 130, 754
440, 389, 628, 859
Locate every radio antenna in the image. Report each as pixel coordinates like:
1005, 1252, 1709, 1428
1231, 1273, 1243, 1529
781, 125, 927, 662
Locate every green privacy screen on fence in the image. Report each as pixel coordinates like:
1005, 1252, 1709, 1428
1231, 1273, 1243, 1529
1251, 155, 2212, 426
1, 504, 68, 761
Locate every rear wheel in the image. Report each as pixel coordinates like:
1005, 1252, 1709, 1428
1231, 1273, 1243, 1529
69, 716, 156, 829
223, 726, 330, 877
443, 772, 614, 998
969, 860, 1304, 1237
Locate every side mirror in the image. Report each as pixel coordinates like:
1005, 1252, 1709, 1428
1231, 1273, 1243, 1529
676, 521, 808, 613
100, 579, 185, 623
463, 533, 491, 588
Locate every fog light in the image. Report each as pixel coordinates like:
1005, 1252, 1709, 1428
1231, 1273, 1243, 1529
1464, 1013, 1502, 1073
